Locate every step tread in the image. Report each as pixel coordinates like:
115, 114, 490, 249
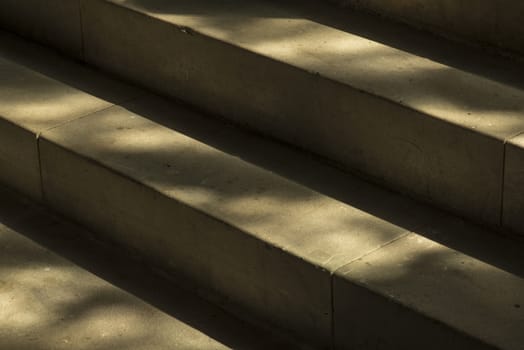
0, 30, 143, 133
108, 0, 524, 140
40, 96, 409, 272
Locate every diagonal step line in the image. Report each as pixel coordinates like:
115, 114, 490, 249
332, 230, 411, 274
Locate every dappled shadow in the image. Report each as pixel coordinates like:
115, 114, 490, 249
2, 7, 524, 347
120, 0, 524, 92
1, 14, 523, 291
78, 0, 524, 158
281, 0, 524, 91
0, 186, 298, 350
112, 94, 524, 279
46, 94, 409, 269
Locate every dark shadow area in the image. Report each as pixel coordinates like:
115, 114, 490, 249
0, 185, 298, 350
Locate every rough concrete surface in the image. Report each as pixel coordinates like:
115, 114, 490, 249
38, 92, 524, 349
0, 186, 300, 350
79, 0, 524, 227
2, 0, 523, 228
39, 96, 410, 346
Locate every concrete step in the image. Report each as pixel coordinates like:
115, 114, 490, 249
0, 185, 299, 350
1, 0, 524, 236
324, 0, 524, 59
1, 31, 523, 349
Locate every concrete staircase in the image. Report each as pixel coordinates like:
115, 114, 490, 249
1, 1, 524, 349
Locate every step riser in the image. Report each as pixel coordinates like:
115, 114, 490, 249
0, 119, 41, 200
503, 136, 524, 234
1, 0, 522, 236
327, 0, 524, 58
81, 0, 504, 228
34, 110, 501, 350
38, 136, 332, 347
334, 278, 495, 350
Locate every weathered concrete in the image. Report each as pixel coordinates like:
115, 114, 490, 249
0, 186, 298, 350
79, 0, 524, 228
0, 0, 83, 58
39, 95, 410, 346
327, 0, 524, 58
2, 28, 524, 349
334, 233, 524, 350
37, 91, 524, 348
1, 0, 523, 230
0, 31, 143, 200
503, 133, 524, 235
